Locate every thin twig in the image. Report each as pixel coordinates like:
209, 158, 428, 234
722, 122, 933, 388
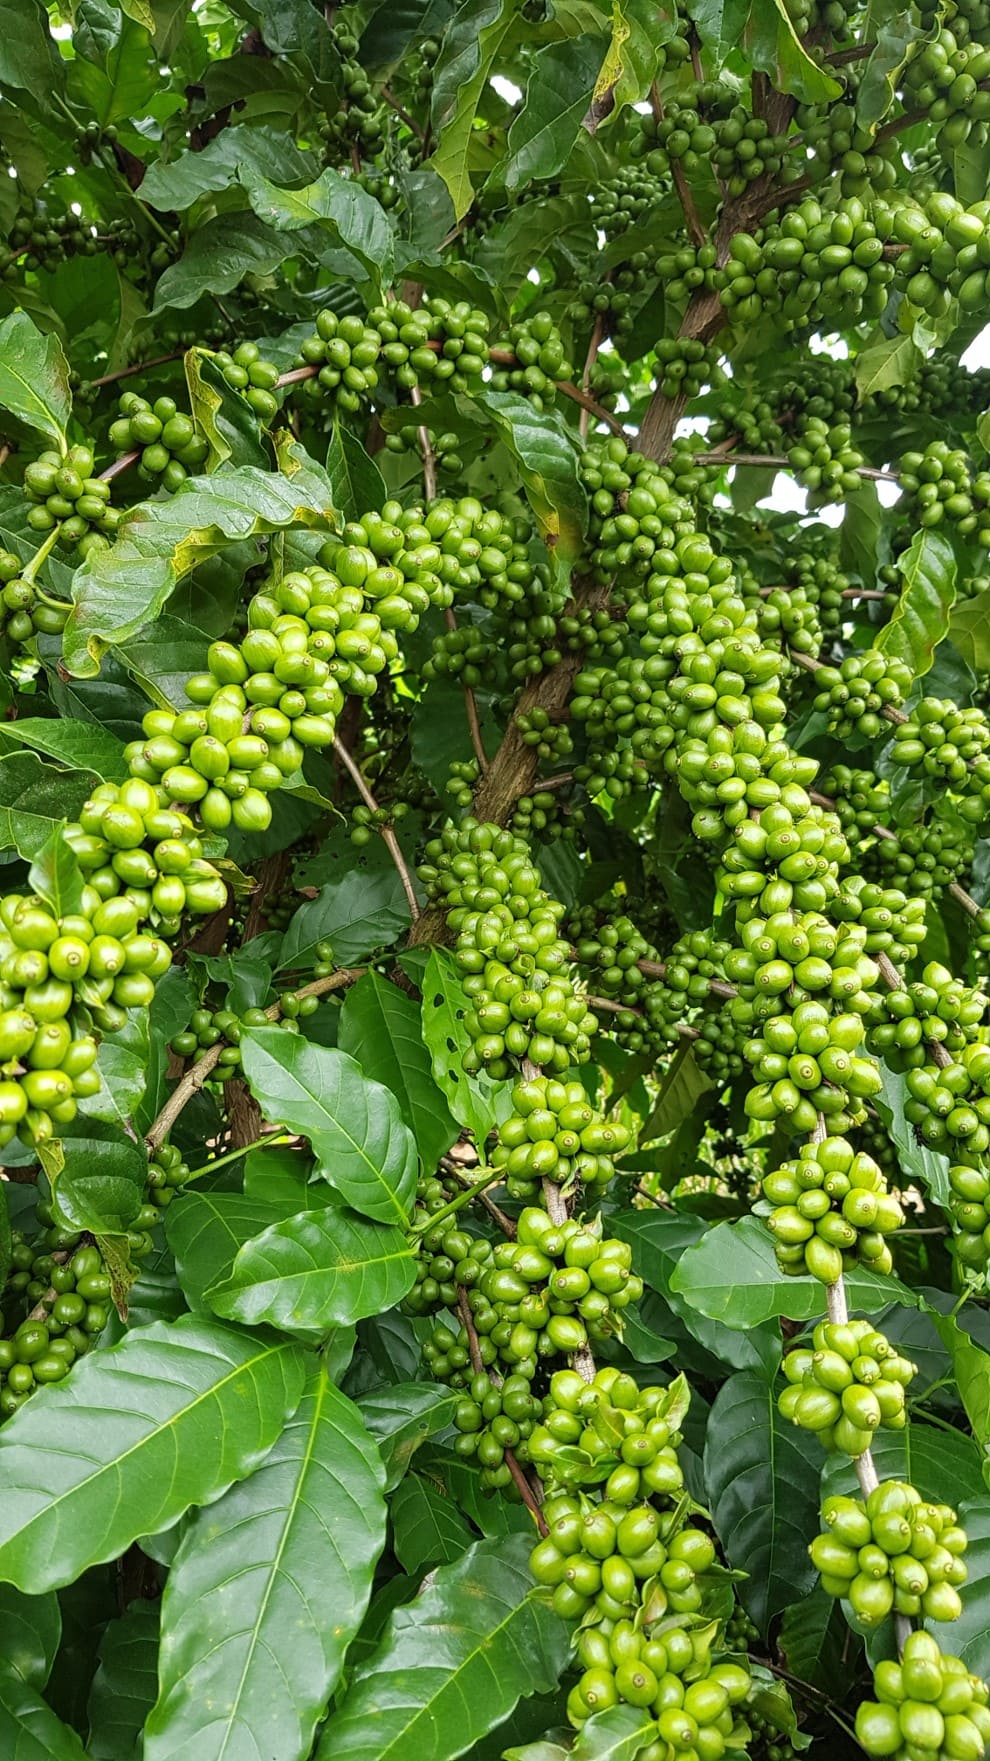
332, 736, 421, 921
99, 449, 140, 483
381, 87, 426, 139
578, 311, 606, 442
651, 82, 706, 248
443, 608, 489, 774
145, 968, 365, 1151
89, 352, 184, 388
409, 382, 437, 502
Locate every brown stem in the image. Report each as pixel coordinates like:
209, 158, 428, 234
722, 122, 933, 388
145, 968, 365, 1151
99, 449, 140, 482
578, 311, 606, 442
443, 1161, 517, 1237
651, 83, 706, 249
695, 451, 899, 482
441, 608, 489, 775
332, 736, 420, 921
89, 352, 184, 388
409, 382, 437, 502
554, 380, 625, 436
381, 87, 426, 139
276, 364, 320, 389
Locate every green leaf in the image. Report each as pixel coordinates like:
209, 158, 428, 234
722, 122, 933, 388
857, 19, 926, 126
0, 313, 70, 449
428, 0, 524, 219
358, 1382, 462, 1490
140, 127, 316, 210
0, 0, 63, 95
683, 0, 749, 66
933, 1314, 990, 1471
325, 421, 387, 523
0, 717, 127, 783
670, 1213, 921, 1324
570, 1705, 656, 1759
207, 1197, 417, 1335
279, 860, 411, 970
0, 1667, 90, 1761
243, 167, 395, 301
0, 1316, 304, 1593
874, 1062, 951, 1207
64, 465, 332, 678
743, 0, 843, 102
590, 0, 677, 122
778, 1586, 851, 1693
950, 1498, 990, 1681
183, 349, 270, 473
153, 211, 294, 312
27, 825, 84, 922
705, 1369, 821, 1632
0, 753, 104, 864
612, 1209, 780, 1374
948, 585, 990, 673
390, 1471, 474, 1573
52, 1125, 146, 1235
339, 972, 459, 1170
134, 964, 194, 1134
821, 1422, 986, 1511
0, 1585, 61, 1692
87, 1602, 160, 1761
422, 949, 510, 1147
165, 1190, 300, 1310
641, 1042, 714, 1142
504, 36, 606, 192
472, 389, 588, 573
876, 527, 956, 678
854, 332, 922, 398
144, 1364, 386, 1761
314, 1535, 571, 1761
70, 5, 157, 126
240, 1027, 418, 1225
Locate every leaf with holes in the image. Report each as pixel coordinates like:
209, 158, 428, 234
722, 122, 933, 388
421, 949, 511, 1146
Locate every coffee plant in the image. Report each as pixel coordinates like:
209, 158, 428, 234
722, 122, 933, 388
1, 1, 990, 1758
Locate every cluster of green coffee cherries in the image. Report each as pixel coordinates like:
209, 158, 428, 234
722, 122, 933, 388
903, 1042, 990, 1154
0, 1236, 112, 1415
867, 963, 986, 1065
876, 190, 990, 322
780, 1319, 917, 1456
23, 445, 119, 555
890, 697, 990, 791
813, 651, 912, 739
420, 821, 598, 1079
856, 1629, 990, 1761
898, 443, 990, 542
948, 1161, 990, 1269
296, 297, 489, 414
490, 1075, 631, 1200
720, 196, 894, 329
762, 1135, 904, 1282
813, 1482, 969, 1626
0, 549, 69, 647
109, 392, 209, 488
490, 312, 574, 409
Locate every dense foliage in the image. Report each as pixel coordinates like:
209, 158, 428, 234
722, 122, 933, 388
1, 0, 990, 1757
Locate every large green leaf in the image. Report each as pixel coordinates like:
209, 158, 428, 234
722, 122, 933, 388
950, 1499, 990, 1681
421, 949, 510, 1146
705, 1369, 821, 1633
854, 332, 922, 398
183, 349, 270, 473
0, 312, 70, 448
934, 1314, 990, 1468
240, 1027, 418, 1224
325, 421, 387, 523
614, 1209, 780, 1375
152, 212, 295, 312
51, 1124, 146, 1236
778, 1587, 851, 1693
588, 0, 677, 123
821, 1422, 986, 1511
0, 753, 99, 861
358, 1382, 463, 1490
140, 127, 316, 210
390, 1471, 474, 1573
570, 1705, 656, 1759
503, 36, 605, 191
64, 464, 332, 678
243, 167, 395, 301
165, 1190, 300, 1310
0, 717, 127, 783
0, 0, 63, 95
70, 4, 157, 125
339, 971, 459, 1170
0, 1316, 304, 1592
743, 0, 842, 101
948, 588, 990, 673
314, 1535, 571, 1761
206, 1197, 417, 1334
670, 1213, 921, 1324
278, 860, 411, 970
28, 824, 84, 922
428, 0, 524, 218
0, 1586, 61, 1692
472, 390, 587, 574
87, 1602, 160, 1761
875, 1063, 952, 1207
0, 1667, 90, 1761
145, 1364, 386, 1761
876, 527, 956, 679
